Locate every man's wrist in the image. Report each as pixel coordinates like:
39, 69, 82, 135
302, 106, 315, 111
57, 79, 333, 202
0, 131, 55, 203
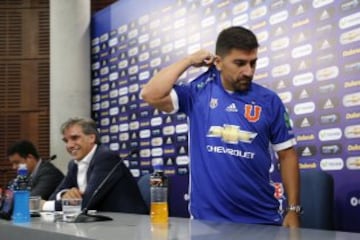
286, 204, 303, 215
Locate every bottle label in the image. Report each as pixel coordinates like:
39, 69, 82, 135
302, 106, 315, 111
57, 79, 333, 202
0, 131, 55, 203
14, 176, 31, 191
12, 190, 30, 223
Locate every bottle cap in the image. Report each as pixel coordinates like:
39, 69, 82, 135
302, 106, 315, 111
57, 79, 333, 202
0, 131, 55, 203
17, 163, 28, 175
18, 163, 27, 170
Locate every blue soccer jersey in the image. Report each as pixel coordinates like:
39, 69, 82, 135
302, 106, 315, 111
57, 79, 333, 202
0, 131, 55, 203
172, 66, 296, 224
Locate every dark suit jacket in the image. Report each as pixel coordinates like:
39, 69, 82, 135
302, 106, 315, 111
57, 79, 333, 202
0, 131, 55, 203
31, 160, 64, 200
53, 145, 148, 214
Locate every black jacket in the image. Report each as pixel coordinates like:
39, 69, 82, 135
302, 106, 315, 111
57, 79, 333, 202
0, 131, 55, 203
52, 145, 148, 214
31, 160, 64, 200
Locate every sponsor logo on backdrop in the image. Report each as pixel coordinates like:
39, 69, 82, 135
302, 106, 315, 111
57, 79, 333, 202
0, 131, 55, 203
294, 102, 315, 115
343, 92, 360, 107
321, 144, 342, 155
313, 0, 334, 9
344, 79, 360, 89
101, 135, 110, 144
345, 124, 360, 139
299, 161, 317, 169
347, 144, 360, 152
176, 156, 189, 166
293, 72, 314, 86
345, 112, 360, 120
318, 83, 337, 93
278, 91, 292, 104
271, 37, 290, 52
269, 10, 288, 25
150, 117, 162, 127
297, 133, 315, 142
177, 167, 188, 175
295, 116, 315, 128
346, 156, 360, 170
316, 66, 339, 81
110, 143, 119, 151
295, 89, 312, 100
320, 98, 339, 110
320, 158, 344, 170
341, 28, 360, 45
344, 61, 360, 73
296, 145, 317, 157
318, 128, 342, 141
292, 44, 313, 59
110, 125, 119, 133
339, 12, 360, 30
317, 53, 334, 63
349, 193, 360, 207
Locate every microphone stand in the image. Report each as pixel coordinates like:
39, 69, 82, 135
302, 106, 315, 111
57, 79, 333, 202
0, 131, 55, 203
73, 210, 112, 223
73, 150, 137, 223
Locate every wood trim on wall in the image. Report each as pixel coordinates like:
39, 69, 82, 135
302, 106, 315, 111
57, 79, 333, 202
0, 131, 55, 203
0, 0, 49, 187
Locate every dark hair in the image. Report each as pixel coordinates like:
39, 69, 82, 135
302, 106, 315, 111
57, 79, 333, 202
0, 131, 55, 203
61, 117, 101, 144
7, 140, 40, 159
215, 26, 259, 57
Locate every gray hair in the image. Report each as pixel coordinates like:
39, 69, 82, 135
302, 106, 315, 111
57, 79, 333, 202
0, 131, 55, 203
60, 117, 101, 144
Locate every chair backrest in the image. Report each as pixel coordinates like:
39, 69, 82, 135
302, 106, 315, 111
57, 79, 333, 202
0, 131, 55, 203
300, 170, 334, 230
137, 174, 151, 210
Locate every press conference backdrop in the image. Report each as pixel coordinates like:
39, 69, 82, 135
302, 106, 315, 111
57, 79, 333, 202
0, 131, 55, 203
90, 0, 360, 232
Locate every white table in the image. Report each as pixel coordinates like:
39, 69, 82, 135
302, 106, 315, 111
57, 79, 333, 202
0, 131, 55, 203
1, 212, 360, 240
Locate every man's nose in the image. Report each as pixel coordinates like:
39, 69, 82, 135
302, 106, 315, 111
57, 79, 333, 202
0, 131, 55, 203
243, 64, 253, 77
66, 140, 74, 149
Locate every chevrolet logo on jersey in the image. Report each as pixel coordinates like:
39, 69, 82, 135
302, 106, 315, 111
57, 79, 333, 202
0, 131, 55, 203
207, 124, 258, 144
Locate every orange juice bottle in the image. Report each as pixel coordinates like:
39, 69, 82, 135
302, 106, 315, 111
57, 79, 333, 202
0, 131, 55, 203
150, 164, 168, 224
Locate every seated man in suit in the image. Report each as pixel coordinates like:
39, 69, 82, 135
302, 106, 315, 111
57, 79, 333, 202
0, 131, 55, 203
7, 140, 64, 200
42, 117, 148, 214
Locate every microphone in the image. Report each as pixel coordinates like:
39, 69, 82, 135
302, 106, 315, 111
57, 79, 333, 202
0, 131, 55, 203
73, 149, 138, 223
44, 155, 56, 162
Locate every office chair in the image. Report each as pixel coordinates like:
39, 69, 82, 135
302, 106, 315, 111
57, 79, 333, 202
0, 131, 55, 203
137, 174, 151, 210
300, 169, 334, 230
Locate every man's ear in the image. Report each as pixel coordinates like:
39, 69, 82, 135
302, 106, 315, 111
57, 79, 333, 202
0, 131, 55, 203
214, 56, 222, 71
89, 134, 96, 143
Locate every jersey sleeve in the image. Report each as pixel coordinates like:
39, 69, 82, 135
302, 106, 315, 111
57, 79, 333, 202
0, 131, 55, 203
173, 84, 193, 115
270, 94, 297, 151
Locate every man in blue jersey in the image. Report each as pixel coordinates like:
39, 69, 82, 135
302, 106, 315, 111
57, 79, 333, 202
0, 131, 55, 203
141, 26, 301, 227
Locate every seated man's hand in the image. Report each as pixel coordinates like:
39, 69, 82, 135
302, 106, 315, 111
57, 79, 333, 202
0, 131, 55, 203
62, 187, 83, 199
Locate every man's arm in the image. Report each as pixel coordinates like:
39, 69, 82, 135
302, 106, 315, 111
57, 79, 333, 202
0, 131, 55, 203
79, 148, 122, 209
140, 49, 215, 112
278, 147, 301, 228
31, 163, 64, 200
41, 161, 78, 211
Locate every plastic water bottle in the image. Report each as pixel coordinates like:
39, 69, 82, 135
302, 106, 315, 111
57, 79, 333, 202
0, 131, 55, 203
150, 164, 168, 224
12, 163, 31, 223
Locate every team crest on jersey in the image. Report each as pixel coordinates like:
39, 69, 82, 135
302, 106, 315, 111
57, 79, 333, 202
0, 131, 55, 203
244, 104, 262, 122
209, 98, 218, 109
